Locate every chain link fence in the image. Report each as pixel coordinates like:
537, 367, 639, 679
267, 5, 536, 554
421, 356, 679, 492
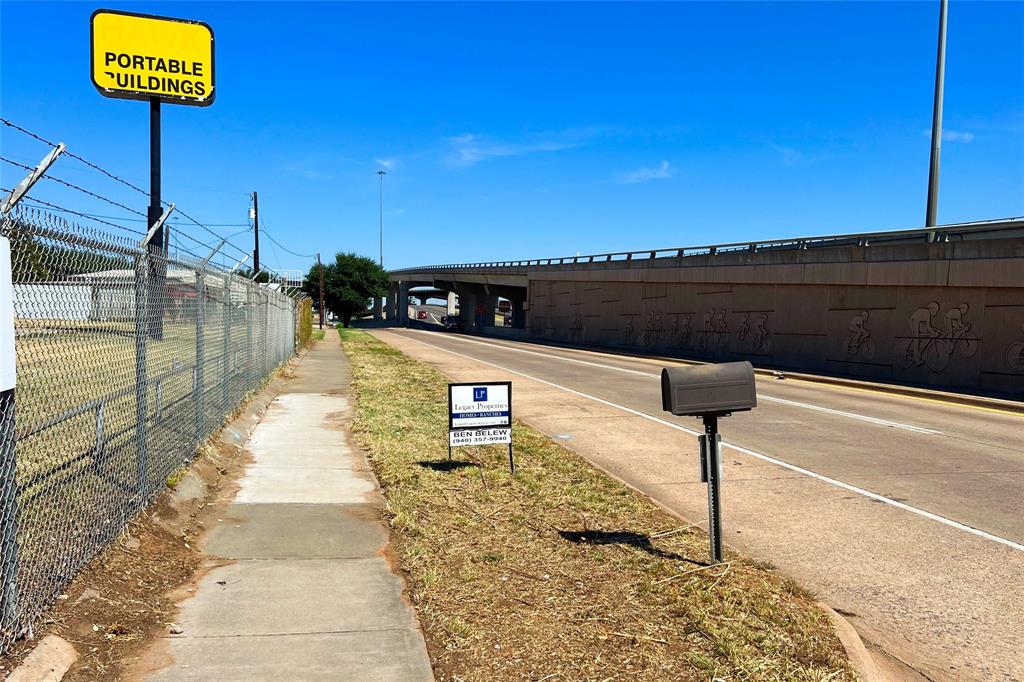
0, 206, 305, 651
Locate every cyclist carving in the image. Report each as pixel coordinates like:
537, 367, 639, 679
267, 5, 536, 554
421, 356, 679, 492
737, 313, 751, 341
896, 302, 977, 373
699, 308, 729, 351
737, 312, 771, 352
842, 311, 876, 360
641, 311, 664, 349
569, 311, 585, 344
751, 313, 771, 353
670, 313, 693, 347
622, 315, 636, 345
1005, 322, 1024, 369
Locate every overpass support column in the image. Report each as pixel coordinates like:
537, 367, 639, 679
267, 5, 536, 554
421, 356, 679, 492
480, 289, 499, 329
458, 286, 480, 333
398, 281, 410, 326
373, 295, 383, 321
386, 284, 398, 321
510, 295, 526, 329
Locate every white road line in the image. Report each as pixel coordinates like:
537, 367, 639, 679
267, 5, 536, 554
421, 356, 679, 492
404, 329, 941, 435
387, 330, 1024, 553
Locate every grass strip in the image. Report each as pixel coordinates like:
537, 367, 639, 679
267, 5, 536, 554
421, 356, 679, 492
340, 328, 853, 681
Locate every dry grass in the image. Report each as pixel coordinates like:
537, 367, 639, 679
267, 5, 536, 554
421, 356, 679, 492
340, 329, 854, 682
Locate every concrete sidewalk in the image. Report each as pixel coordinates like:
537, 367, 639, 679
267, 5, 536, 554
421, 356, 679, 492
135, 330, 433, 681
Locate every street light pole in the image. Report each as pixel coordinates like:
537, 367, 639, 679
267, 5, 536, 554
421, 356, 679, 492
377, 170, 386, 267
925, 0, 948, 230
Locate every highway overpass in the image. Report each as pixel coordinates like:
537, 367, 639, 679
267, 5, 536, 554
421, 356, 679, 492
385, 218, 1024, 396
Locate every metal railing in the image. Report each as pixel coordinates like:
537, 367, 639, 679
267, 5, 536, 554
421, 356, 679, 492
0, 206, 305, 650
389, 216, 1024, 274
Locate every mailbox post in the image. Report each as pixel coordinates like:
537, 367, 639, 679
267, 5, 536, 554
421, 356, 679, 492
661, 361, 757, 563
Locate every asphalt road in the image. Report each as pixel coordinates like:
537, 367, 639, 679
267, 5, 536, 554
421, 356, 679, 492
373, 326, 1024, 681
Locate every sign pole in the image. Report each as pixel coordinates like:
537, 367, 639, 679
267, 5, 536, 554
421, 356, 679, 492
147, 97, 165, 340
701, 414, 724, 563
317, 252, 325, 330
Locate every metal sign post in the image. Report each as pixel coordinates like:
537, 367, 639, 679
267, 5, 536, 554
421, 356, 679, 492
698, 415, 724, 563
447, 381, 514, 473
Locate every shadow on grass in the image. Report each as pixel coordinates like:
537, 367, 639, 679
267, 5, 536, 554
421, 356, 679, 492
558, 529, 706, 565
417, 460, 480, 472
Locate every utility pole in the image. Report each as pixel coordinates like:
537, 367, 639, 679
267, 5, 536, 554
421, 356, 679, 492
251, 191, 260, 275
377, 170, 386, 267
317, 252, 325, 329
925, 0, 948, 230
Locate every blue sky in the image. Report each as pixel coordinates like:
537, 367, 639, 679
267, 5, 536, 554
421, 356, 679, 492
2, 1, 1022, 274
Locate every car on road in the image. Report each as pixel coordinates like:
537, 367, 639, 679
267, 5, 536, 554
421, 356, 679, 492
417, 310, 428, 320
441, 315, 465, 332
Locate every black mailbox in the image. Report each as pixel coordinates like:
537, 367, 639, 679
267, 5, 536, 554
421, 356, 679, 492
661, 361, 756, 417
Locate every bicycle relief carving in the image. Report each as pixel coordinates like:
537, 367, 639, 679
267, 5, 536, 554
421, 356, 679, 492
895, 302, 977, 373
698, 308, 729, 351
569, 311, 585, 343
842, 311, 876, 360
736, 312, 771, 353
622, 315, 637, 345
1006, 323, 1024, 369
669, 313, 693, 348
640, 311, 665, 349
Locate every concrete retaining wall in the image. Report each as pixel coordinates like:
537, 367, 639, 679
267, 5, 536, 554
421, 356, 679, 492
524, 239, 1024, 396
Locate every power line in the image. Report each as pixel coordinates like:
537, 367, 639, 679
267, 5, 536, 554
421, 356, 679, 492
258, 217, 316, 259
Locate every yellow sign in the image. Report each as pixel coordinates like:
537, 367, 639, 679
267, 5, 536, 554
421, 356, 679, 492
91, 9, 215, 107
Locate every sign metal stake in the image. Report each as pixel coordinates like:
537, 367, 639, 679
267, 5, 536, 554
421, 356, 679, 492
699, 415, 724, 563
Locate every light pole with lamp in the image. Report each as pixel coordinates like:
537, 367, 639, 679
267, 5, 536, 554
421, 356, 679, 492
377, 170, 386, 267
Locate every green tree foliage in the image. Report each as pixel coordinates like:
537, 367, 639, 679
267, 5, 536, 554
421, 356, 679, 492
303, 252, 388, 327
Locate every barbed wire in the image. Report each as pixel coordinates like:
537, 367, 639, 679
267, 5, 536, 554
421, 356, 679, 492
3, 190, 146, 236
2, 118, 306, 272
1, 156, 149, 218
1, 116, 150, 197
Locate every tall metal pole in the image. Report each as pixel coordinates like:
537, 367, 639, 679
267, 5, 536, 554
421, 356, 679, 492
377, 170, 386, 267
252, 191, 260, 275
317, 252, 325, 330
148, 98, 165, 340
925, 0, 948, 230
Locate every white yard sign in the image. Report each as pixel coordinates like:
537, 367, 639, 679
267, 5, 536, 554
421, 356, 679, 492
447, 381, 515, 472
0, 236, 15, 392
449, 427, 512, 447
448, 382, 511, 429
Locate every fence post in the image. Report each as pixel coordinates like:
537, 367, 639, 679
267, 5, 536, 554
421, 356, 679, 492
133, 249, 149, 505
194, 269, 205, 444
1, 234, 20, 645
222, 274, 231, 409
246, 282, 254, 390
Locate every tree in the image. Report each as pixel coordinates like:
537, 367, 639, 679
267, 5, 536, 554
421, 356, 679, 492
304, 252, 389, 327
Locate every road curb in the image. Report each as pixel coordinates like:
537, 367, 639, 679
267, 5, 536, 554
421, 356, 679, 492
817, 603, 883, 682
4, 635, 77, 682
755, 369, 1024, 414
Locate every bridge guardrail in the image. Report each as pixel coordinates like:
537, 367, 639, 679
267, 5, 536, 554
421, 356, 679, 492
389, 216, 1024, 274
